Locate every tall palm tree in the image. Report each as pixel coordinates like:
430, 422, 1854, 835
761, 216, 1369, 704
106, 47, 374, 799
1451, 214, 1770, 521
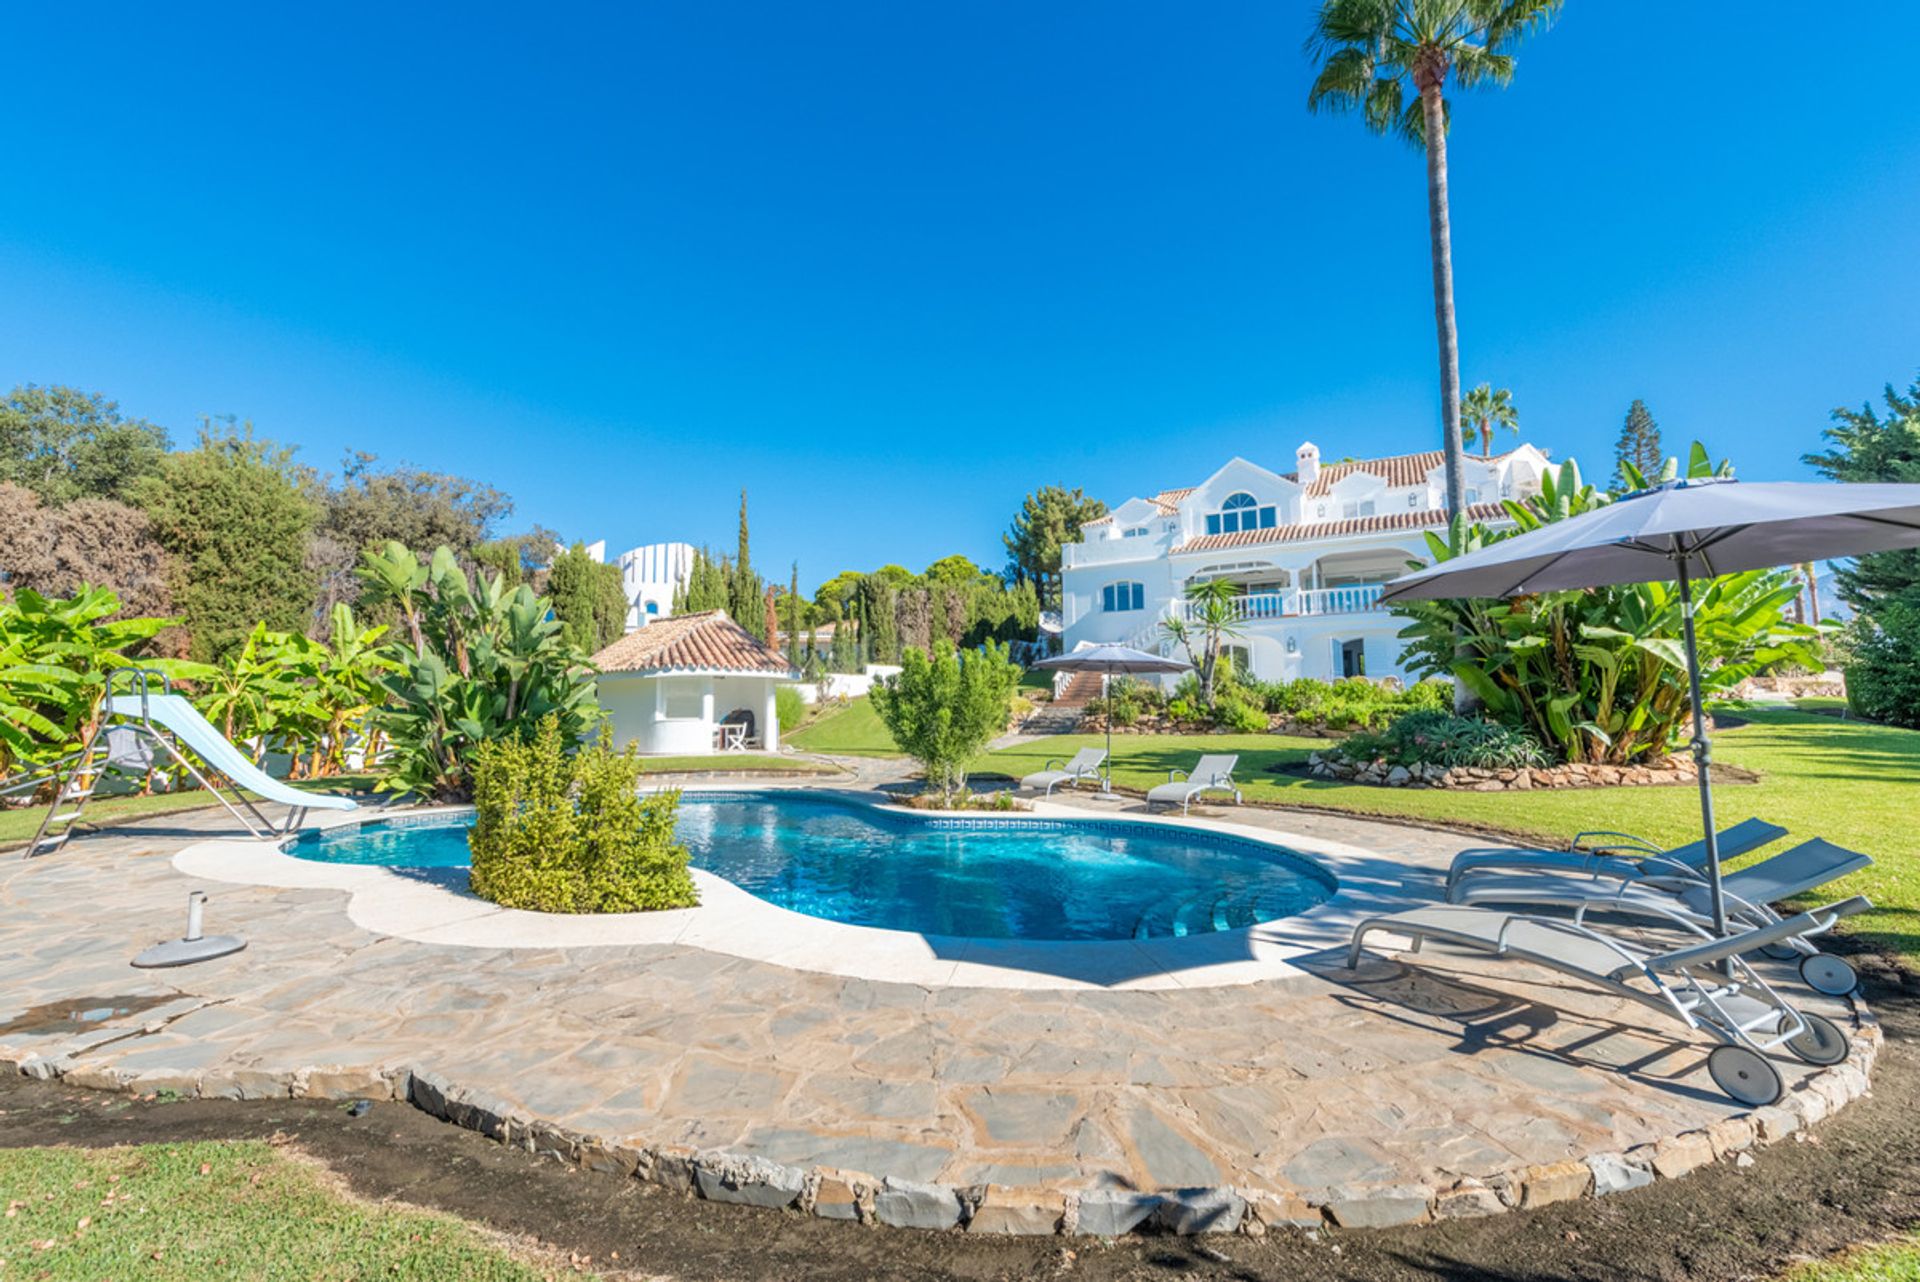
1461, 382, 1519, 456
1307, 0, 1561, 524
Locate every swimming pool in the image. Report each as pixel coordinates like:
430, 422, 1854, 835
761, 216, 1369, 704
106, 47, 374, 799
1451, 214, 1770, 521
287, 792, 1337, 942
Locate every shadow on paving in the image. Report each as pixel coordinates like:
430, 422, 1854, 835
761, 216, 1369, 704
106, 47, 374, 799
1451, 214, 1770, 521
2, 958, 1919, 1280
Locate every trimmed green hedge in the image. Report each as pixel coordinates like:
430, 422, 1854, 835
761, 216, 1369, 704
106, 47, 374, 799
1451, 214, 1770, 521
469, 717, 696, 913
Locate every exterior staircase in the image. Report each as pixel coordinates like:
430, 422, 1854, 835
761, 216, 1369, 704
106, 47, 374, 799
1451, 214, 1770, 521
1020, 670, 1104, 734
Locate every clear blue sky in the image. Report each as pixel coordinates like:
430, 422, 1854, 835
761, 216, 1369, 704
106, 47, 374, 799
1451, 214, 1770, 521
4, 3, 1917, 589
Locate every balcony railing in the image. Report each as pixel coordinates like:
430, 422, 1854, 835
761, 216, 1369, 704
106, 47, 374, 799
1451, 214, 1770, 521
1295, 584, 1386, 616
1178, 583, 1386, 622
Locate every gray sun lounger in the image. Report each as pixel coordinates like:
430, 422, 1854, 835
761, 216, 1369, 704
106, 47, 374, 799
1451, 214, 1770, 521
1348, 895, 1871, 1106
1146, 754, 1241, 814
1448, 838, 1874, 995
1445, 817, 1788, 891
1020, 748, 1107, 796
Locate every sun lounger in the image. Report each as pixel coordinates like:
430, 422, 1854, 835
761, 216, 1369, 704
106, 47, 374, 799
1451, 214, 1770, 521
1347, 895, 1870, 1106
1445, 817, 1788, 891
1020, 748, 1108, 796
1449, 838, 1873, 995
1145, 754, 1241, 814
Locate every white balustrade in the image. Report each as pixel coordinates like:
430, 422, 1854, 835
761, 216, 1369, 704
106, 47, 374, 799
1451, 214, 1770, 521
1294, 584, 1386, 616
1177, 584, 1386, 621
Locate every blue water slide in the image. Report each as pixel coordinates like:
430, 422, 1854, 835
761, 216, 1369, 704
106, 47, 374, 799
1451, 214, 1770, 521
105, 694, 358, 815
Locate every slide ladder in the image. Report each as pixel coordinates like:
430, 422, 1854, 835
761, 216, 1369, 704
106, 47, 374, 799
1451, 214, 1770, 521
22, 723, 109, 858
21, 668, 356, 858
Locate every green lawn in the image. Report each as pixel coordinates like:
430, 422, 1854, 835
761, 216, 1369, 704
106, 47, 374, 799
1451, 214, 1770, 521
1788, 1238, 1920, 1281
638, 753, 835, 774
0, 774, 376, 850
0, 1141, 581, 1280
977, 708, 1920, 963
786, 696, 899, 756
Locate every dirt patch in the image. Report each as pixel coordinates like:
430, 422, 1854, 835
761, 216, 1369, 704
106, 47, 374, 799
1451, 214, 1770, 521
3, 957, 1920, 1281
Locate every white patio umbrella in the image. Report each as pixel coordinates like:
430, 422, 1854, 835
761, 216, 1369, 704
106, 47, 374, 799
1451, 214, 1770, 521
1380, 478, 1920, 944
1032, 643, 1192, 792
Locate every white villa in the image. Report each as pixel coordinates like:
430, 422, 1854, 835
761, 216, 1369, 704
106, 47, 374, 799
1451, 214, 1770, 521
574, 539, 698, 630
592, 609, 798, 755
1060, 441, 1553, 684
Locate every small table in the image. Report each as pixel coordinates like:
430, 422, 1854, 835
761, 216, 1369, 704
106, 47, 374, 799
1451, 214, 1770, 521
716, 724, 747, 752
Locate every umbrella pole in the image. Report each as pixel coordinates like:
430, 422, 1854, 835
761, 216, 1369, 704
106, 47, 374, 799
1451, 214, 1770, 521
1676, 558, 1729, 943
1103, 661, 1114, 794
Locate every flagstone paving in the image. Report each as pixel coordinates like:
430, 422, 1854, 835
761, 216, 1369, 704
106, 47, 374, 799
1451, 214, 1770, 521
0, 791, 1876, 1234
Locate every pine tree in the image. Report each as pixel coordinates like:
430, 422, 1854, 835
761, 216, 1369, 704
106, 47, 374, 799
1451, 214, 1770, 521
1805, 373, 1920, 612
1612, 400, 1664, 492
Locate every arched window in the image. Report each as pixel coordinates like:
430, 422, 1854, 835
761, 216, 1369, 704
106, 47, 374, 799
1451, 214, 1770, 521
1206, 491, 1277, 536
1101, 581, 1145, 612
644, 600, 660, 615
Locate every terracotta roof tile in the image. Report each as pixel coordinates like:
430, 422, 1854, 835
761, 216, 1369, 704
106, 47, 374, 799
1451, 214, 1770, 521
1081, 451, 1521, 524
1083, 486, 1198, 527
1286, 448, 1519, 497
1174, 502, 1511, 554
591, 610, 796, 676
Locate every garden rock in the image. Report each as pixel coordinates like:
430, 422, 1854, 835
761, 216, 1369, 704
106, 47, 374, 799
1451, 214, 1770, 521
693, 1152, 806, 1209
874, 1177, 964, 1230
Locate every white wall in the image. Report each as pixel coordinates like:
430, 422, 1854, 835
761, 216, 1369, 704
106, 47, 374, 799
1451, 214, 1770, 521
599, 673, 713, 754
789, 664, 904, 704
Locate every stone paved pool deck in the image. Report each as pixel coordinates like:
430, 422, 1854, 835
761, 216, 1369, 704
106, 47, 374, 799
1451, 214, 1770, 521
0, 782, 1878, 1236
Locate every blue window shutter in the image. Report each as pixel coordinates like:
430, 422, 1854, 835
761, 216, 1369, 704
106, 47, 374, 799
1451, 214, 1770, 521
1206, 514, 1221, 535
1259, 506, 1277, 529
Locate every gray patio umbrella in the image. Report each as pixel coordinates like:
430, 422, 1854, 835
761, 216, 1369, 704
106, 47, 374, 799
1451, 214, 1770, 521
1032, 643, 1192, 792
1380, 478, 1920, 944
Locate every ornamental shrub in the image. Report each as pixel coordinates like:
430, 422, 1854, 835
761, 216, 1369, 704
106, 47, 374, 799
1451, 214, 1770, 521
1844, 603, 1920, 729
870, 638, 1020, 803
775, 684, 807, 734
1215, 696, 1268, 733
1335, 710, 1548, 770
469, 717, 696, 913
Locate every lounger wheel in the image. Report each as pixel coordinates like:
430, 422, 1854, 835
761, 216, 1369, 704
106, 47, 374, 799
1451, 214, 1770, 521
1783, 1011, 1850, 1067
1707, 1045, 1784, 1108
1797, 953, 1858, 997
1760, 942, 1800, 962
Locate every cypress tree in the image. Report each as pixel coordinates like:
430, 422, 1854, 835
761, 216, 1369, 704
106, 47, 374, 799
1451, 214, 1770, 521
729, 490, 765, 637
786, 562, 802, 661
1612, 400, 1664, 492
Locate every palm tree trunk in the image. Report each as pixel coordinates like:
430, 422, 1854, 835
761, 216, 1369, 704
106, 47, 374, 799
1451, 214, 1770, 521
1419, 80, 1466, 520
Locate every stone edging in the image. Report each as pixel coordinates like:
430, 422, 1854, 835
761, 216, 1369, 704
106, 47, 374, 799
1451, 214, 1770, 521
6, 999, 1880, 1238
1308, 751, 1700, 792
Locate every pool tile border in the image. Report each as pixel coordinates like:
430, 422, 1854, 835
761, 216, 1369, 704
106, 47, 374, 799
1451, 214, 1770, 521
176, 791, 1427, 992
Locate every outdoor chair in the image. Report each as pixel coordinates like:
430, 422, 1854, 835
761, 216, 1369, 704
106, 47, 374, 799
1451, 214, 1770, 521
1347, 895, 1871, 1107
1019, 748, 1107, 796
1146, 754, 1241, 814
1447, 837, 1873, 996
1445, 817, 1789, 892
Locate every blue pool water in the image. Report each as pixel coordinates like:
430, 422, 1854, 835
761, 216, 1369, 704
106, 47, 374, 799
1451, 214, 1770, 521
287, 793, 1336, 941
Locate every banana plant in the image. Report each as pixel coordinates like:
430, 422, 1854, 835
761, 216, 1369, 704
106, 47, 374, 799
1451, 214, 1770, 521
357, 541, 600, 800
0, 586, 216, 780
1395, 444, 1823, 765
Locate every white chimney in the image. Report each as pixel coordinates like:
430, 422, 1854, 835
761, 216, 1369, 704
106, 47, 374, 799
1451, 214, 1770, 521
1295, 441, 1321, 486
